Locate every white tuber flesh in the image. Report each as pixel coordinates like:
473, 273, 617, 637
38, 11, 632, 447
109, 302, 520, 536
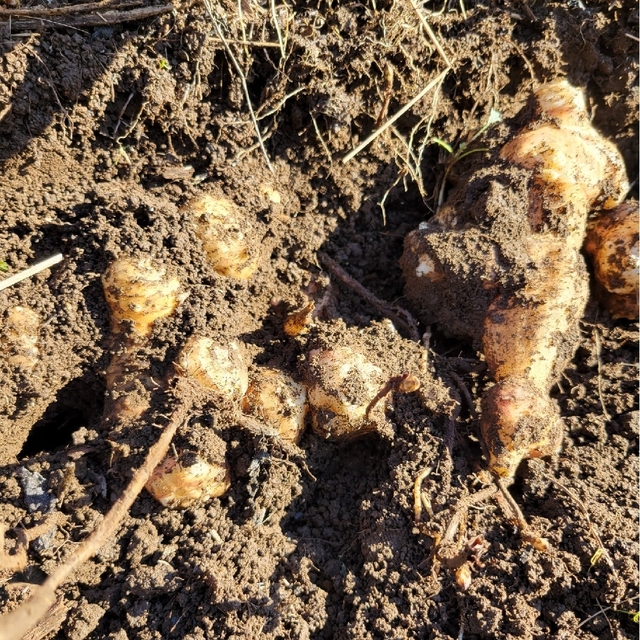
1, 306, 40, 372
402, 79, 630, 479
584, 200, 639, 320
176, 335, 249, 402
304, 347, 387, 440
145, 454, 230, 508
241, 367, 308, 444
183, 194, 261, 280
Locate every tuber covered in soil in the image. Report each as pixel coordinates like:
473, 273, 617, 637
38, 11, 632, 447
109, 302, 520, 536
585, 200, 639, 320
241, 367, 308, 444
182, 193, 262, 280
300, 321, 425, 441
1, 305, 40, 372
102, 255, 187, 424
401, 79, 630, 480
176, 335, 249, 403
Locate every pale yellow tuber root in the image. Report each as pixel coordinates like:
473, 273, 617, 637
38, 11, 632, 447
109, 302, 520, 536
182, 194, 262, 280
145, 453, 230, 508
303, 347, 387, 440
176, 335, 249, 402
1, 306, 40, 372
401, 80, 630, 548
241, 367, 308, 444
584, 200, 639, 320
102, 256, 187, 424
102, 256, 185, 338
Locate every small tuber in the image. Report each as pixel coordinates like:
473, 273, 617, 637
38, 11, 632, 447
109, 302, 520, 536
102, 256, 186, 337
176, 335, 249, 403
303, 347, 387, 440
182, 194, 261, 280
584, 200, 639, 320
241, 367, 308, 443
1, 306, 40, 372
102, 256, 186, 424
145, 454, 230, 508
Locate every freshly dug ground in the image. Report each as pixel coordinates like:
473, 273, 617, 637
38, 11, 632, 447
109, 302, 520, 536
0, 1, 638, 638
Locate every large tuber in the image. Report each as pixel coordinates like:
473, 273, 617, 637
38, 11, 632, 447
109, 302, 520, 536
401, 79, 630, 479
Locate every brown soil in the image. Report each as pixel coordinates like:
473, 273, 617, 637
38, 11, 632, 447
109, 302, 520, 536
0, 1, 637, 638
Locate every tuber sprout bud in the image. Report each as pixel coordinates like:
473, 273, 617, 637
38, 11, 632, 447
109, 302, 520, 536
241, 368, 308, 443
303, 347, 387, 440
102, 256, 185, 337
2, 306, 40, 372
176, 335, 249, 402
284, 301, 315, 337
183, 194, 261, 280
455, 562, 472, 591
146, 455, 230, 508
585, 201, 639, 320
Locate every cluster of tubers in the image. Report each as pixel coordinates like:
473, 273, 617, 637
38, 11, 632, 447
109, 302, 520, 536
100, 197, 422, 507
402, 79, 637, 482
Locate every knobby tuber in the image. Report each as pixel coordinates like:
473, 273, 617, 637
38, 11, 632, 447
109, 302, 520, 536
402, 80, 630, 484
176, 335, 249, 403
182, 193, 262, 279
241, 367, 309, 444
585, 200, 639, 320
300, 322, 424, 441
1, 306, 40, 372
102, 255, 187, 425
145, 453, 231, 508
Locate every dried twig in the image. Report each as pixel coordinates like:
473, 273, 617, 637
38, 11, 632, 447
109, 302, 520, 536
204, 0, 274, 173
0, 254, 63, 292
405, 0, 452, 67
0, 0, 142, 17
342, 68, 449, 164
0, 396, 189, 640
3, 5, 173, 30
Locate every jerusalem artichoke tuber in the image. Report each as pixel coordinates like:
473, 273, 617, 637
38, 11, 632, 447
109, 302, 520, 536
241, 367, 308, 444
102, 255, 186, 424
401, 79, 630, 480
584, 200, 639, 320
182, 194, 262, 280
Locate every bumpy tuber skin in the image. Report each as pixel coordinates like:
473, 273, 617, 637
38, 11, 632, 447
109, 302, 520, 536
145, 454, 230, 508
1, 306, 40, 372
584, 200, 639, 320
176, 335, 249, 403
303, 347, 387, 440
102, 256, 186, 424
182, 194, 261, 280
241, 367, 308, 443
401, 80, 629, 480
102, 256, 185, 337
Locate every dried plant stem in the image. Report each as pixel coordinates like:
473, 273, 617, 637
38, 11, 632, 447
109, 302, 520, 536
5, 5, 173, 30
342, 68, 449, 163
406, 0, 452, 67
0, 398, 189, 640
0, 254, 63, 292
205, 3, 274, 173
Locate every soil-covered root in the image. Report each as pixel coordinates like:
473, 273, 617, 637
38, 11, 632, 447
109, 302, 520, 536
299, 321, 427, 441
101, 255, 187, 425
